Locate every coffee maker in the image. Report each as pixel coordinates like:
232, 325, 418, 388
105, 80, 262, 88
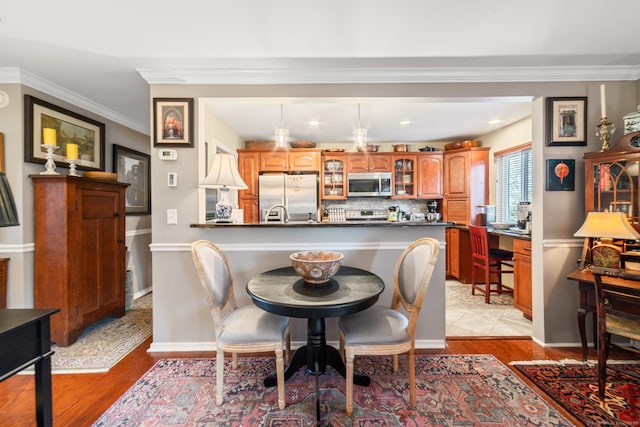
517, 202, 532, 233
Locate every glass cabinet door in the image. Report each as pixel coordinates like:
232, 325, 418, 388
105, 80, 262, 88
392, 156, 417, 198
592, 160, 638, 223
321, 155, 346, 199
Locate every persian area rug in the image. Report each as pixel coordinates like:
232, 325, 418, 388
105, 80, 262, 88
33, 293, 151, 374
93, 354, 572, 426
512, 360, 640, 426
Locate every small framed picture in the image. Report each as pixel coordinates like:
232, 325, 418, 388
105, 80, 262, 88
153, 98, 193, 147
113, 144, 151, 215
546, 97, 587, 146
546, 159, 575, 191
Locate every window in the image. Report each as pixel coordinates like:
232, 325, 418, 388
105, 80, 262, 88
495, 144, 532, 222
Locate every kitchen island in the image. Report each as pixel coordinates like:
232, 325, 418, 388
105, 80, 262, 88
149, 221, 448, 353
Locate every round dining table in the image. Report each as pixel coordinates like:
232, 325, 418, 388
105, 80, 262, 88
247, 265, 384, 419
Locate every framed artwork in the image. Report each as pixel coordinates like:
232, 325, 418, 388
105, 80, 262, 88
546, 97, 587, 146
24, 95, 105, 170
153, 98, 193, 147
546, 159, 575, 191
609, 201, 632, 217
113, 144, 151, 215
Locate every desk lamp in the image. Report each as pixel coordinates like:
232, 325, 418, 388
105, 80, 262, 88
574, 211, 640, 269
199, 153, 247, 223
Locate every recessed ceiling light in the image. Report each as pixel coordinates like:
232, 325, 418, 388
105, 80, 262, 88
400, 120, 411, 125
308, 120, 320, 126
488, 119, 501, 125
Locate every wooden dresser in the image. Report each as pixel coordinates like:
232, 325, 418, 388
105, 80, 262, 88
31, 175, 129, 346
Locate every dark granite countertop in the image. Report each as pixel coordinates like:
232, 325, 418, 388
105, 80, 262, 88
191, 220, 452, 228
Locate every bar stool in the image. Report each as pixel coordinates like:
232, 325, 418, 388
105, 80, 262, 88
469, 225, 514, 303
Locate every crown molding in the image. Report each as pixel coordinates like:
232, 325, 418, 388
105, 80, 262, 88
0, 67, 149, 135
138, 64, 640, 85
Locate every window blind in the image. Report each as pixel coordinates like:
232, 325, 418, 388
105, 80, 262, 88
495, 148, 532, 222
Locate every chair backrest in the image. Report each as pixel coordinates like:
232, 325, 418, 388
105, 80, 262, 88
591, 267, 640, 340
191, 240, 236, 337
468, 225, 490, 266
391, 237, 440, 337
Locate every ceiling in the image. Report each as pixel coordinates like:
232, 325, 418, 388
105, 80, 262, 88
1, 0, 639, 142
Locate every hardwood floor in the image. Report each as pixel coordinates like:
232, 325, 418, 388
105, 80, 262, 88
1, 336, 637, 426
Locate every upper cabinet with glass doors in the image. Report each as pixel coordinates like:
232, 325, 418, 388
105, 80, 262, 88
584, 149, 640, 226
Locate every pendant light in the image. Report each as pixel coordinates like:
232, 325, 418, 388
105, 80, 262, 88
353, 104, 367, 149
274, 104, 289, 148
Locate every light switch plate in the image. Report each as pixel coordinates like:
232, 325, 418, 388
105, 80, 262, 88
167, 172, 177, 187
166, 209, 178, 224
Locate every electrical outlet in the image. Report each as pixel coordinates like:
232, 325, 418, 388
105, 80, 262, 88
166, 209, 178, 224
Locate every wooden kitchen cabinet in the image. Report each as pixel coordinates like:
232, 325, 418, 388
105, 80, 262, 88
443, 147, 490, 225
257, 148, 321, 172
238, 151, 260, 223
31, 175, 128, 346
346, 153, 392, 173
392, 154, 417, 198
513, 238, 532, 319
417, 152, 443, 199
321, 153, 347, 199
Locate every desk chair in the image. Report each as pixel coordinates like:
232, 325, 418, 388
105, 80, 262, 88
590, 267, 640, 400
191, 240, 291, 409
469, 225, 514, 303
338, 237, 440, 415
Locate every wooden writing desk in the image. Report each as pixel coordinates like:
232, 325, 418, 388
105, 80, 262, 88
566, 269, 640, 361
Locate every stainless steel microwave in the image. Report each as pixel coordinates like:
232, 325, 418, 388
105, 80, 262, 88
347, 172, 392, 197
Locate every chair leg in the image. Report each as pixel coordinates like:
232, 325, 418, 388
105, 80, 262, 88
232, 352, 238, 369
285, 328, 291, 363
408, 349, 416, 408
484, 265, 491, 304
393, 354, 399, 372
345, 347, 354, 416
275, 346, 286, 410
216, 349, 224, 405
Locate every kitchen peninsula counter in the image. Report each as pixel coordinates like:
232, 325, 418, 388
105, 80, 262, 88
191, 221, 451, 228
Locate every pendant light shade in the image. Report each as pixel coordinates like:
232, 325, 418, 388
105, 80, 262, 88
274, 104, 289, 148
353, 104, 367, 148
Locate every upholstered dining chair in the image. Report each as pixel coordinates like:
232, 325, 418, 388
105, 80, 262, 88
190, 240, 291, 409
590, 266, 640, 400
469, 225, 514, 303
338, 237, 440, 416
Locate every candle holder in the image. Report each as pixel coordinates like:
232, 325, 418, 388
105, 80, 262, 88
596, 117, 616, 152
66, 159, 80, 176
40, 144, 60, 175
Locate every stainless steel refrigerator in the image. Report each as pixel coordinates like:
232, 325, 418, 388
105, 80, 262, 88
259, 173, 319, 222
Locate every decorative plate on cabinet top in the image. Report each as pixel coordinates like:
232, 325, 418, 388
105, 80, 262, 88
83, 171, 117, 181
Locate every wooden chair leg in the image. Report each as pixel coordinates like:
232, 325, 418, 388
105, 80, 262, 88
393, 354, 399, 372
275, 346, 285, 410
408, 349, 416, 408
484, 265, 491, 304
216, 349, 224, 405
345, 348, 354, 416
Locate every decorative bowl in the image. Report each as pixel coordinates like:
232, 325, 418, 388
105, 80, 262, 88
356, 144, 379, 152
290, 251, 343, 284
489, 222, 515, 230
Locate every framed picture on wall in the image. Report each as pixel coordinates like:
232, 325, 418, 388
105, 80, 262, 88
546, 159, 575, 191
113, 144, 151, 215
546, 97, 587, 146
24, 95, 105, 170
153, 98, 194, 147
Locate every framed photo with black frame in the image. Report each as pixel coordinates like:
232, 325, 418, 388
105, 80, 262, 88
113, 144, 151, 215
153, 98, 194, 147
546, 159, 575, 191
546, 97, 587, 146
24, 95, 105, 171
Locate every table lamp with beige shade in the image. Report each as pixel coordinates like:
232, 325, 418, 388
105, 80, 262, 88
198, 153, 247, 223
575, 211, 640, 269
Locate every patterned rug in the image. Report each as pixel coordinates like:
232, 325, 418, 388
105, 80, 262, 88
93, 354, 572, 426
512, 360, 640, 426
43, 293, 152, 373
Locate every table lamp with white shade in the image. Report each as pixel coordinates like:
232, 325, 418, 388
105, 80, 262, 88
574, 211, 640, 269
199, 153, 247, 223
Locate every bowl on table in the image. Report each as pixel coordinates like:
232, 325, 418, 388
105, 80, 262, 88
290, 251, 343, 284
489, 222, 515, 230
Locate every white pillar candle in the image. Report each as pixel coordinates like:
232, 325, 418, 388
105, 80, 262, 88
600, 84, 607, 118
